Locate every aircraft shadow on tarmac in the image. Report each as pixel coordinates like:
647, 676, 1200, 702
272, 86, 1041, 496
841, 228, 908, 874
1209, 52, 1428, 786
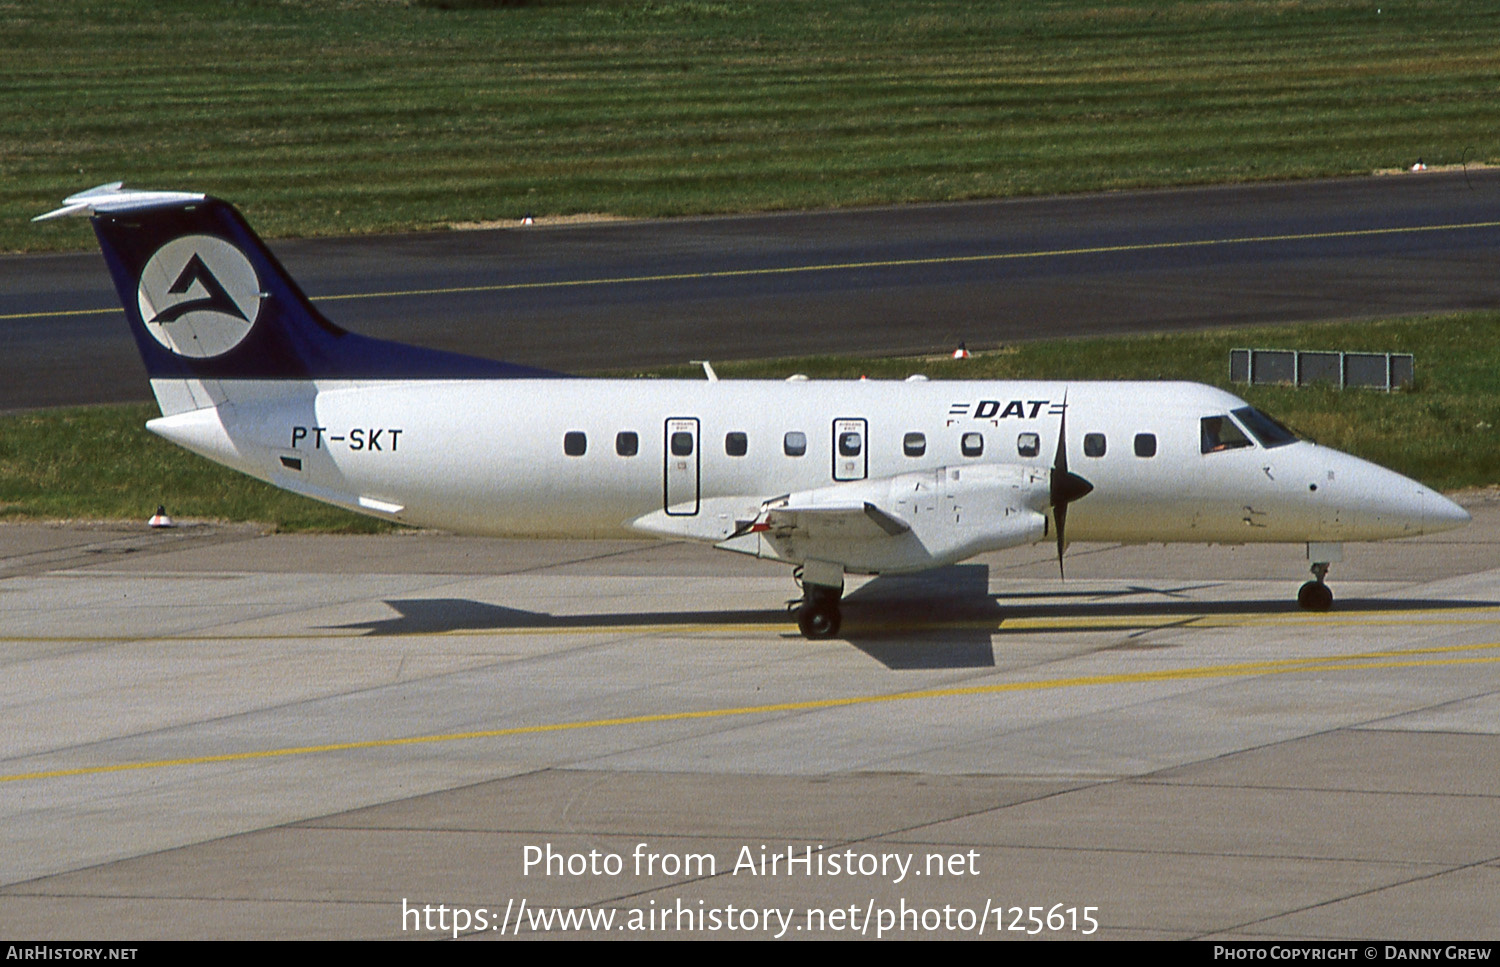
329, 564, 1495, 671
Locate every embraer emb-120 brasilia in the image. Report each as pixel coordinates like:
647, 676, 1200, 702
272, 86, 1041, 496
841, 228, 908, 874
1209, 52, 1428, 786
40, 184, 1470, 638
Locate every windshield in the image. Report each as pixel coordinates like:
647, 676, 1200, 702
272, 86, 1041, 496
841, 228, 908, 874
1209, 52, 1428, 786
1232, 406, 1299, 449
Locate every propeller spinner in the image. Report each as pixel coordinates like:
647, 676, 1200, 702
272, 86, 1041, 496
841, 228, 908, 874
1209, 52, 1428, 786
1049, 399, 1094, 578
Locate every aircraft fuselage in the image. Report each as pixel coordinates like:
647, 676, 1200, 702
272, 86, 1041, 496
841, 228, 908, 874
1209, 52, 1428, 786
149, 376, 1460, 560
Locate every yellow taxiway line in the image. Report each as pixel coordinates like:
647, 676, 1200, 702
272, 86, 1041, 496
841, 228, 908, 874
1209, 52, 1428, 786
4, 640, 1498, 785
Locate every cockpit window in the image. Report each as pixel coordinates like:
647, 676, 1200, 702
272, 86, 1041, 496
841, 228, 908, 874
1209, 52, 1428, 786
1232, 406, 1299, 449
1201, 415, 1253, 454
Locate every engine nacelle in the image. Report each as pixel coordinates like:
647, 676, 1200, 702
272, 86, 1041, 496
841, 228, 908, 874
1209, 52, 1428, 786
755, 463, 1051, 574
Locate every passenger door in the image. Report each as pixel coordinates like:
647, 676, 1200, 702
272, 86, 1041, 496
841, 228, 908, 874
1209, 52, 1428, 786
832, 418, 867, 481
664, 417, 700, 515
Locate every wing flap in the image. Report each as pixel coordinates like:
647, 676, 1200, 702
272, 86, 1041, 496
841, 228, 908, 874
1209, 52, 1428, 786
763, 501, 911, 540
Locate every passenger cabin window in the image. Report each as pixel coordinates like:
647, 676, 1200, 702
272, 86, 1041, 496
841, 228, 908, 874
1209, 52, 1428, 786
563, 431, 587, 457
1232, 406, 1298, 449
1083, 433, 1106, 457
1201, 415, 1253, 454
838, 431, 862, 457
615, 431, 638, 457
1134, 433, 1157, 458
903, 432, 926, 457
784, 431, 807, 457
725, 431, 748, 457
1017, 432, 1040, 458
961, 432, 984, 457
670, 431, 695, 457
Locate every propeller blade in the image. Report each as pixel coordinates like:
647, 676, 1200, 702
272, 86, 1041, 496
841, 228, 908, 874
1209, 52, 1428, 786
1047, 394, 1094, 579
1053, 402, 1069, 480
1055, 500, 1068, 579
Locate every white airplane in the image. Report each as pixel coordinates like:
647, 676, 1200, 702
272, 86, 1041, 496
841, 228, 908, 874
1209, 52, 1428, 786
39, 184, 1471, 637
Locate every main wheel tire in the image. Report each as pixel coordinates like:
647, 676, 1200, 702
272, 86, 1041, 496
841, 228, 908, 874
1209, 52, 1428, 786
797, 600, 842, 639
1297, 580, 1333, 612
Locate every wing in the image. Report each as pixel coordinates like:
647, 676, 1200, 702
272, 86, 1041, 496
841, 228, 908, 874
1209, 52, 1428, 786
630, 464, 1051, 574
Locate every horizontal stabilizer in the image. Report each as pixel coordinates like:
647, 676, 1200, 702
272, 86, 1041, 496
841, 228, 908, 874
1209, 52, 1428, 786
33, 183, 206, 221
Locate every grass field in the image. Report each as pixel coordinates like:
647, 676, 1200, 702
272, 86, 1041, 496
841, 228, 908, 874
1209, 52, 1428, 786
4, 310, 1497, 531
7, 0, 1499, 252
0, 401, 392, 532
5, 0, 1497, 528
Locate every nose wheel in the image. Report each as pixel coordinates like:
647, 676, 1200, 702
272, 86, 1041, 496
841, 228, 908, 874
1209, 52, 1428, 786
1298, 561, 1333, 611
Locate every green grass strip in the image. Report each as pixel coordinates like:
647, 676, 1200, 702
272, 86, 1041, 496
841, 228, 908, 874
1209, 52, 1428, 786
7, 0, 1500, 252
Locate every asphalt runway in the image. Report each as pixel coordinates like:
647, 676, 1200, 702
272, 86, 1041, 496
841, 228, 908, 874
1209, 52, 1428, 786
2, 504, 1498, 940
5, 170, 1500, 410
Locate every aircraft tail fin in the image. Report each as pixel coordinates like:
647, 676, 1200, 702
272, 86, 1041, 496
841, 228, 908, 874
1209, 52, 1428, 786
41, 184, 556, 406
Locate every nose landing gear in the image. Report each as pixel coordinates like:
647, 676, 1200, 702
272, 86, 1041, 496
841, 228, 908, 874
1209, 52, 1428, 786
1298, 560, 1334, 611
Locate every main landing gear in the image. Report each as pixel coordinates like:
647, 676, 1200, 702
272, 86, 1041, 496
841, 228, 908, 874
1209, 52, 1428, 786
797, 584, 843, 639
794, 560, 845, 639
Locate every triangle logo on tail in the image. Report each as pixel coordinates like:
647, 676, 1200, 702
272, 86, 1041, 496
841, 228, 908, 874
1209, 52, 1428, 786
136, 234, 262, 358
151, 253, 247, 324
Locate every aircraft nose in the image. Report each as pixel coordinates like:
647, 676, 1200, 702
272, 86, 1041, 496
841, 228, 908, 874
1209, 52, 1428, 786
1317, 450, 1471, 539
1424, 490, 1471, 534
